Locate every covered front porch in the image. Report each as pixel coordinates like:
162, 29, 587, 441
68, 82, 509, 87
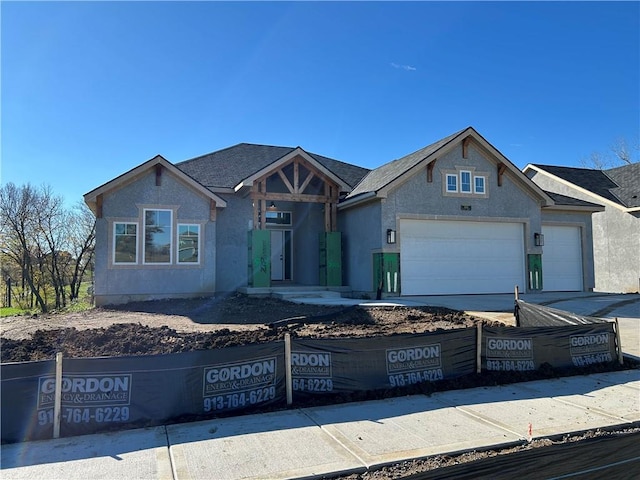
243, 149, 347, 289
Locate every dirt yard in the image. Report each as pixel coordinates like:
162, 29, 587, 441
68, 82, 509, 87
1, 294, 636, 478
0, 293, 499, 361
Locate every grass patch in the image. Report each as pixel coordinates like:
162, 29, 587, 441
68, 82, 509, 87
0, 307, 27, 317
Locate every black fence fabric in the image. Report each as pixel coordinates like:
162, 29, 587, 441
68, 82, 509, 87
290, 329, 477, 400
1, 359, 55, 443
482, 323, 617, 372
1, 343, 285, 443
515, 300, 608, 327
1, 320, 621, 443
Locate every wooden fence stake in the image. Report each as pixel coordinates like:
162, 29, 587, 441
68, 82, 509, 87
476, 323, 482, 374
53, 352, 63, 439
284, 333, 293, 405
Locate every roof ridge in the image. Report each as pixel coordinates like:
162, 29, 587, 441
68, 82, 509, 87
177, 143, 296, 166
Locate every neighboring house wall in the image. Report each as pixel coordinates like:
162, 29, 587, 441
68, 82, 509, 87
527, 170, 639, 293
94, 169, 216, 305
339, 200, 382, 296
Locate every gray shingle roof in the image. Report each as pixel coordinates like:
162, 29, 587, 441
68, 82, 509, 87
347, 128, 467, 198
532, 163, 640, 208
605, 163, 640, 208
544, 191, 603, 209
175, 143, 369, 191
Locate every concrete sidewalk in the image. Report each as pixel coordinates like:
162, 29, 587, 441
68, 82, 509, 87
2, 369, 639, 480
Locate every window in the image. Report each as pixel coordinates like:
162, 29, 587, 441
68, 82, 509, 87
443, 169, 488, 197
265, 211, 292, 226
460, 171, 472, 193
144, 209, 172, 264
114, 223, 138, 263
177, 224, 200, 263
446, 174, 458, 192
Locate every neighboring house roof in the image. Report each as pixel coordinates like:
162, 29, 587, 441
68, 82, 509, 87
606, 163, 640, 208
83, 155, 228, 214
526, 163, 640, 211
345, 126, 554, 206
543, 191, 604, 211
176, 143, 370, 192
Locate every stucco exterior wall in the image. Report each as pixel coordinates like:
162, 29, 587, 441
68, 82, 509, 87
339, 200, 382, 296
214, 195, 252, 293
292, 202, 324, 285
94, 169, 216, 305
528, 170, 639, 293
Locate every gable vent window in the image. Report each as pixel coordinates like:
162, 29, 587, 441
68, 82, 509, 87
443, 169, 488, 197
446, 174, 458, 193
460, 171, 472, 193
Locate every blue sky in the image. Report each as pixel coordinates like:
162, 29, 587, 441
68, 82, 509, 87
2, 1, 638, 207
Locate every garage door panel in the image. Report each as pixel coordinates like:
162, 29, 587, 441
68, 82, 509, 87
542, 225, 582, 291
400, 219, 525, 295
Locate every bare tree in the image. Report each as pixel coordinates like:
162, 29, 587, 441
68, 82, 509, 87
0, 183, 96, 312
0, 183, 48, 312
580, 135, 639, 169
67, 202, 96, 301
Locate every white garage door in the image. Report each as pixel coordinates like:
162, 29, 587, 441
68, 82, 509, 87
400, 219, 526, 295
542, 225, 583, 291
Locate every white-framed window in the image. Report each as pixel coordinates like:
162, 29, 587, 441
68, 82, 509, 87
177, 224, 200, 264
443, 169, 488, 197
446, 174, 458, 192
460, 171, 472, 193
144, 209, 172, 264
113, 222, 138, 264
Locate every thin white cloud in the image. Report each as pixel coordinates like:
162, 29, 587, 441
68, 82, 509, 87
391, 62, 416, 71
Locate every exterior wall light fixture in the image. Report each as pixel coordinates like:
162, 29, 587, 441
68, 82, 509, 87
387, 229, 396, 244
534, 233, 544, 247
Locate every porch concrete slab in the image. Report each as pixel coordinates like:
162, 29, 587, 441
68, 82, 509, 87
433, 383, 626, 439
0, 426, 171, 480
166, 409, 364, 480
302, 395, 521, 469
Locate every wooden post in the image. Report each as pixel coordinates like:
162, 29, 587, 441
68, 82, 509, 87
476, 323, 482, 374
53, 352, 63, 439
284, 333, 293, 406
514, 285, 519, 301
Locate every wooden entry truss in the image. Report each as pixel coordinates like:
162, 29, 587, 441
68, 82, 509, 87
251, 155, 340, 231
